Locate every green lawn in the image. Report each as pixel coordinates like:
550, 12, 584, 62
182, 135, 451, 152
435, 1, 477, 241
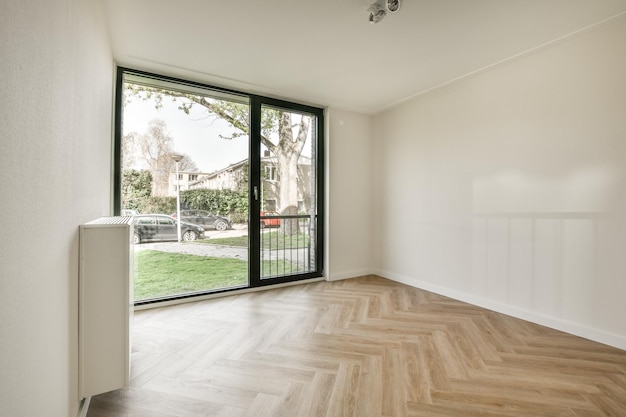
202, 231, 310, 249
201, 235, 249, 247
134, 250, 302, 301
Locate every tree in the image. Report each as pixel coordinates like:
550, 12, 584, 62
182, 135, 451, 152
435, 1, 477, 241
121, 169, 152, 210
125, 84, 312, 233
176, 154, 198, 172
123, 118, 198, 197
121, 169, 178, 214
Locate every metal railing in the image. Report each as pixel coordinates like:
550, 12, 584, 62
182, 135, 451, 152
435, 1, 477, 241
260, 214, 315, 279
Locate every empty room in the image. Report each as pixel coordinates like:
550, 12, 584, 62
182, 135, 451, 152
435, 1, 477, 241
1, 1, 626, 417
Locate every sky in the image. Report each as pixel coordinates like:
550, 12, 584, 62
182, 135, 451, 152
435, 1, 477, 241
122, 95, 249, 173
122, 88, 314, 174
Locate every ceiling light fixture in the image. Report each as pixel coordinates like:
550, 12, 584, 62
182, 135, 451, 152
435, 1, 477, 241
368, 3, 386, 24
367, 0, 401, 24
385, 0, 401, 13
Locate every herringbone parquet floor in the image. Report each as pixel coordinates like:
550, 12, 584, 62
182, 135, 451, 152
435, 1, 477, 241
87, 275, 626, 417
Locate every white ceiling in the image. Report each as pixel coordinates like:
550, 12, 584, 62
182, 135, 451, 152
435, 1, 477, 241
103, 0, 626, 114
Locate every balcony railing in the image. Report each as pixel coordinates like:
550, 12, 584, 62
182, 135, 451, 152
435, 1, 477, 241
260, 214, 316, 279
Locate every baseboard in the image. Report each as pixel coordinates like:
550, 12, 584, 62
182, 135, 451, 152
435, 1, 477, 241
328, 268, 374, 281
77, 397, 91, 417
373, 268, 626, 351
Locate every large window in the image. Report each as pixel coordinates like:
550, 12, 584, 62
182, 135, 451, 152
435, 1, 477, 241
114, 68, 324, 304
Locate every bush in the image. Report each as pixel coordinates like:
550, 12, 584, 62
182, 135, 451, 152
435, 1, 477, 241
121, 170, 152, 211
137, 196, 177, 215
121, 169, 249, 221
228, 212, 248, 224
180, 189, 248, 223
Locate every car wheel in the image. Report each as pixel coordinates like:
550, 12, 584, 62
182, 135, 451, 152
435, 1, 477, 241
214, 220, 228, 231
133, 233, 141, 244
260, 221, 266, 229
182, 230, 198, 241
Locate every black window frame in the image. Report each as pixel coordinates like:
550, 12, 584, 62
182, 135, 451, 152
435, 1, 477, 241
113, 67, 325, 303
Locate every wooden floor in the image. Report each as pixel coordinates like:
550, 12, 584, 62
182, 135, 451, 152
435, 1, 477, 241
88, 275, 626, 417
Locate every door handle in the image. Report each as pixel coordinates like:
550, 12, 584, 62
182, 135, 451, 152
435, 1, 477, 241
254, 186, 258, 201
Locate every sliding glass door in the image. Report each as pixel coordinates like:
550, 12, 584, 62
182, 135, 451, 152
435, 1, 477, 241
114, 68, 324, 304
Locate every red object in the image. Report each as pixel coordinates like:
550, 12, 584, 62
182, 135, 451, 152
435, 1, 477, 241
260, 211, 281, 228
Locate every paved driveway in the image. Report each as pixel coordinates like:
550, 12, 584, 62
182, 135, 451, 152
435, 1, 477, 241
135, 241, 248, 260
134, 224, 249, 259
134, 224, 311, 268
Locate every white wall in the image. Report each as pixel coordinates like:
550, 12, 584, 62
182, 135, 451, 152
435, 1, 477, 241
327, 108, 373, 280
372, 16, 626, 349
0, 1, 113, 416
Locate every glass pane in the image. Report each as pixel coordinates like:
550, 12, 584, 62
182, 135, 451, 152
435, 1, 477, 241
260, 105, 318, 279
121, 73, 250, 302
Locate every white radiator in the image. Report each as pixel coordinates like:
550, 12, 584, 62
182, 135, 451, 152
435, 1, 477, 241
79, 216, 133, 399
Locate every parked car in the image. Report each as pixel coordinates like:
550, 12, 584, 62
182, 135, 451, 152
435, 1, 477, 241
171, 210, 232, 231
133, 214, 205, 244
260, 211, 281, 228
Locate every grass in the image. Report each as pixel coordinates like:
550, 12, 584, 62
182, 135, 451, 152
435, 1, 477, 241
201, 231, 310, 249
134, 250, 246, 300
134, 250, 302, 301
201, 235, 249, 247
